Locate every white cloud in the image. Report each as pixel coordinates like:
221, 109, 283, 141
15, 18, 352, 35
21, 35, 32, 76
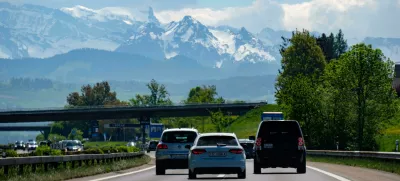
155, 0, 284, 32
155, 0, 400, 38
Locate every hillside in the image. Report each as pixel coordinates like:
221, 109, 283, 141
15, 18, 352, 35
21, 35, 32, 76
229, 104, 282, 138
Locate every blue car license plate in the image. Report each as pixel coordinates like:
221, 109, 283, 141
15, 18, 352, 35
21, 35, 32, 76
208, 152, 227, 157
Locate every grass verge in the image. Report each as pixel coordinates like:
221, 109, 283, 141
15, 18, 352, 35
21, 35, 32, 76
308, 155, 400, 175
1, 154, 151, 181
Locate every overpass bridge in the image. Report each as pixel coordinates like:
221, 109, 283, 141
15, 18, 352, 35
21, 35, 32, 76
0, 126, 50, 132
0, 102, 267, 143
0, 102, 267, 123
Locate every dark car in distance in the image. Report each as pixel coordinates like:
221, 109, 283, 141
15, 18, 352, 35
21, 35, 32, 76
252, 120, 306, 174
238, 139, 254, 159
147, 140, 158, 153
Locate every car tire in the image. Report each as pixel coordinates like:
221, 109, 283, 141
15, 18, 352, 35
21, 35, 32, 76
155, 162, 165, 175
238, 169, 246, 179
147, 150, 150, 153
188, 169, 196, 179
297, 161, 306, 174
253, 162, 261, 174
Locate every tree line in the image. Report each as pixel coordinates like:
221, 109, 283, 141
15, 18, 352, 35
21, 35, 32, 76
276, 29, 397, 151
39, 80, 233, 142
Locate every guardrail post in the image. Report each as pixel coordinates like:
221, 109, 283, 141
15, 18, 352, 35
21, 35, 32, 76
4, 165, 9, 175
18, 165, 23, 175
63, 162, 67, 168
32, 164, 36, 173
79, 160, 82, 167
71, 161, 75, 168
44, 163, 48, 171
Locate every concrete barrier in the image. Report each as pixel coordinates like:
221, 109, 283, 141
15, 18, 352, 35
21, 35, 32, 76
307, 150, 400, 160
0, 152, 144, 175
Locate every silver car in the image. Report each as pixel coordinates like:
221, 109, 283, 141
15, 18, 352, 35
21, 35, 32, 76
155, 128, 199, 175
188, 133, 246, 179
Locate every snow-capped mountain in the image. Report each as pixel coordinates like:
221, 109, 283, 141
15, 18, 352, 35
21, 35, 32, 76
0, 2, 139, 59
117, 13, 278, 68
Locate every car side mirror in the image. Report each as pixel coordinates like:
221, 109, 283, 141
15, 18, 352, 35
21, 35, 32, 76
185, 145, 191, 149
249, 136, 255, 141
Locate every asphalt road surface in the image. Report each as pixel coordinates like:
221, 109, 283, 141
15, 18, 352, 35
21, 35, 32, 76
68, 152, 400, 181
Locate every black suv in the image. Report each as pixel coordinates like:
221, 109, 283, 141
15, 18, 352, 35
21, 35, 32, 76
252, 120, 306, 174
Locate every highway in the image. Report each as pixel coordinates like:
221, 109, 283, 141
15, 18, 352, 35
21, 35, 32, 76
68, 152, 400, 181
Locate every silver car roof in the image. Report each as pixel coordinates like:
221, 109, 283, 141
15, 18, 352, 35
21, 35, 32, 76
163, 128, 198, 133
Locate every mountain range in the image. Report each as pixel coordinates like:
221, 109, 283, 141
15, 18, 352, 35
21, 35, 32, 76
0, 2, 399, 83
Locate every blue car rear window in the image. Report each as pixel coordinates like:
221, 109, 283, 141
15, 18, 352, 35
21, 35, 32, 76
197, 136, 238, 146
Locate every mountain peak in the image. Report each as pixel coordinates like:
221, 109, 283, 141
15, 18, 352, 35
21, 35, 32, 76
148, 7, 160, 25
182, 15, 197, 24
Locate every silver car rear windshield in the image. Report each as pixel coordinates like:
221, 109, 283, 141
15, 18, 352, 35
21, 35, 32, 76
197, 136, 238, 146
161, 131, 197, 143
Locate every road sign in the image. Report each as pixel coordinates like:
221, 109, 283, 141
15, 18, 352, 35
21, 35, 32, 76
104, 124, 141, 128
149, 123, 164, 138
140, 116, 151, 125
71, 129, 76, 136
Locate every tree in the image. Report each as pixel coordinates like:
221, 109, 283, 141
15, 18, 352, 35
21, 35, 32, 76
68, 128, 84, 141
275, 29, 326, 148
67, 81, 119, 107
129, 79, 172, 106
334, 29, 348, 59
184, 85, 225, 104
328, 43, 397, 150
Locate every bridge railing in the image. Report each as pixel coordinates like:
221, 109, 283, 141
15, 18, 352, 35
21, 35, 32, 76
0, 101, 267, 112
0, 152, 144, 175
307, 150, 400, 160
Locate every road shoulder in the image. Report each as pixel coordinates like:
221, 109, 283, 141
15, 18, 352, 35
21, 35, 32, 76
308, 161, 400, 181
67, 158, 155, 181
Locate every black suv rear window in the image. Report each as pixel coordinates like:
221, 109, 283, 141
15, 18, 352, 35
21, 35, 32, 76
258, 121, 302, 141
197, 136, 238, 146
161, 131, 197, 143
240, 143, 254, 148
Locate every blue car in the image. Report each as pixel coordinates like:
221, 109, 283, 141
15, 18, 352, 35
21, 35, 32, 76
188, 133, 246, 179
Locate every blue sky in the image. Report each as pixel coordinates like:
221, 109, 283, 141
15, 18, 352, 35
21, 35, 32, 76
1, 0, 400, 38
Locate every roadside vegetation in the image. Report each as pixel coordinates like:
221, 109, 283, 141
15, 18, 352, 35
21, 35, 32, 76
308, 155, 400, 175
0, 154, 150, 181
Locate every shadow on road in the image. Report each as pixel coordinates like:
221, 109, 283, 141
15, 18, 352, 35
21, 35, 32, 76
258, 172, 298, 174
191, 177, 239, 180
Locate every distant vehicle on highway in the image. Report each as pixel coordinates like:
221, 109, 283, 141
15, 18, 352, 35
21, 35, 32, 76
238, 139, 254, 159
155, 128, 199, 175
252, 120, 306, 174
126, 141, 136, 147
147, 140, 158, 153
261, 112, 284, 121
188, 133, 246, 179
25, 140, 38, 151
65, 140, 83, 152
14, 141, 25, 150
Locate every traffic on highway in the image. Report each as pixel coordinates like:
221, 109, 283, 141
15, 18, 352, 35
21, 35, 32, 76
145, 112, 307, 179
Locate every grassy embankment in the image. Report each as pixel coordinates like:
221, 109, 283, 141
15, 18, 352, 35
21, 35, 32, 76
0, 154, 151, 181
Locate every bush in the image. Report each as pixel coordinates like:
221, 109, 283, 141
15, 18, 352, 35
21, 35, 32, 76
34, 146, 51, 156
83, 148, 104, 154
100, 146, 119, 153
50, 149, 63, 156
5, 149, 18, 157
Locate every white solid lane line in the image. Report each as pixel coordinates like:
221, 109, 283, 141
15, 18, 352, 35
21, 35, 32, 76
88, 166, 155, 181
307, 166, 352, 181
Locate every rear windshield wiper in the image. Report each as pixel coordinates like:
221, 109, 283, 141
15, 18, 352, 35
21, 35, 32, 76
217, 143, 227, 146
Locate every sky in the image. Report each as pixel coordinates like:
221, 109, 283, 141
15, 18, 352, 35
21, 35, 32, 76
1, 0, 400, 38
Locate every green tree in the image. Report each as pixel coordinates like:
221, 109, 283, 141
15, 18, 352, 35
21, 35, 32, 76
67, 81, 119, 107
129, 79, 172, 106
334, 29, 348, 59
328, 43, 397, 150
275, 29, 326, 148
67, 128, 84, 141
184, 85, 225, 104
48, 134, 66, 142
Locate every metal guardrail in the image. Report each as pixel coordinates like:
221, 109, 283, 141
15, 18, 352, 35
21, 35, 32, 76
0, 152, 144, 175
307, 150, 400, 160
